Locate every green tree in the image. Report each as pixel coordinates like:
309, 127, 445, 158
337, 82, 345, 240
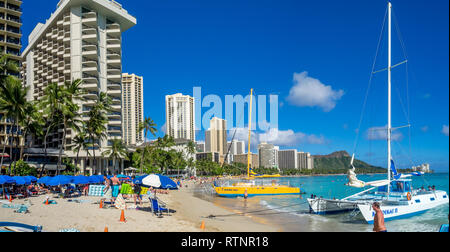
0, 76, 29, 175
102, 138, 129, 175
138, 117, 157, 174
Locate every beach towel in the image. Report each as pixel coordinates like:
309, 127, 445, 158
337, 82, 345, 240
114, 194, 126, 210
88, 185, 105, 197
120, 184, 133, 195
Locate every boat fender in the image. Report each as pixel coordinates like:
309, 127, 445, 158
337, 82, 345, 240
407, 192, 412, 201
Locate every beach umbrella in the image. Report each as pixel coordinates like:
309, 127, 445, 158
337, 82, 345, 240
12, 177, 30, 185
117, 174, 131, 181
72, 176, 90, 185
132, 175, 147, 184
37, 176, 51, 184
46, 175, 72, 186
0, 175, 15, 185
141, 174, 161, 188
24, 176, 38, 183
156, 174, 178, 190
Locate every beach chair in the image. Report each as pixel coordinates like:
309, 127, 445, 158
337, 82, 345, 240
149, 197, 170, 217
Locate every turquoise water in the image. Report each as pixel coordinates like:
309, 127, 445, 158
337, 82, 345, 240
202, 173, 449, 232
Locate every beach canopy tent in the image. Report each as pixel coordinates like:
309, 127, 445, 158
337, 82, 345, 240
138, 174, 178, 190
0, 175, 15, 185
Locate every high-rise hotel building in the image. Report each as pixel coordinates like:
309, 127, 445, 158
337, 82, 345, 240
0, 0, 22, 61
0, 0, 22, 164
165, 93, 195, 142
122, 73, 143, 146
21, 0, 136, 175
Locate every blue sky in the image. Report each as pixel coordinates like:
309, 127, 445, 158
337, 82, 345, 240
22, 0, 449, 171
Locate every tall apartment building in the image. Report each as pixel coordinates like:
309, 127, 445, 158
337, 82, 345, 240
278, 149, 298, 170
122, 73, 143, 146
258, 142, 279, 170
233, 153, 259, 169
205, 117, 227, 155
0, 0, 22, 168
21, 0, 136, 175
297, 151, 314, 170
0, 0, 22, 62
165, 93, 195, 142
227, 140, 245, 155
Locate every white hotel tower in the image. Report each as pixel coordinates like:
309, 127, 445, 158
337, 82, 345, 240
21, 0, 136, 175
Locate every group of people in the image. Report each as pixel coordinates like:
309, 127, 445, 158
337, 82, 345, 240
101, 175, 158, 207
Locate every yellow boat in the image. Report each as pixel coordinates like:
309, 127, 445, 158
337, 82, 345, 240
213, 89, 301, 198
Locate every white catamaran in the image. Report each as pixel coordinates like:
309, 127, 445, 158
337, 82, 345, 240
307, 2, 449, 224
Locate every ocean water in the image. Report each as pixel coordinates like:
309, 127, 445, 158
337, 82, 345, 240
198, 173, 449, 232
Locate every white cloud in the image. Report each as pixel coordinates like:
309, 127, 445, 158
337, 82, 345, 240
286, 71, 344, 112
442, 125, 449, 136
420, 126, 429, 133
229, 127, 327, 148
366, 125, 403, 141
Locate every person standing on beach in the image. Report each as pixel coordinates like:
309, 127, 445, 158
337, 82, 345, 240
103, 175, 113, 205
111, 175, 120, 204
372, 202, 387, 232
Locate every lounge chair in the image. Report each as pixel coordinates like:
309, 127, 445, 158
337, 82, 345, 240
149, 197, 170, 217
0, 222, 42, 232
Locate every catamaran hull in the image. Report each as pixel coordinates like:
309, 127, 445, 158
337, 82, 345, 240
307, 198, 359, 215
215, 186, 301, 198
358, 191, 449, 224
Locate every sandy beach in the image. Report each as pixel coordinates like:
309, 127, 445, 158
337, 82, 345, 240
0, 180, 278, 232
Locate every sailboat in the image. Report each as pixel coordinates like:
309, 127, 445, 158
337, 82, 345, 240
214, 89, 301, 197
307, 2, 449, 224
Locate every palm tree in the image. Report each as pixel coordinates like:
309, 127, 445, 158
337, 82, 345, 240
72, 127, 92, 175
138, 117, 157, 174
19, 102, 44, 160
55, 79, 84, 175
38, 82, 65, 178
0, 76, 29, 175
102, 138, 129, 175
86, 92, 111, 174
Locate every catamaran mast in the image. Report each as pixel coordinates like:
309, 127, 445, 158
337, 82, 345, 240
247, 89, 254, 179
387, 2, 392, 195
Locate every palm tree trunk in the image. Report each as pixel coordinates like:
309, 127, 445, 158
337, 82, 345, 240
39, 126, 52, 178
57, 118, 67, 176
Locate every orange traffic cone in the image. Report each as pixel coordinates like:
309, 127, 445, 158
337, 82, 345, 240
200, 221, 205, 230
119, 210, 126, 223
9, 195, 12, 202
45, 198, 49, 205
99, 200, 103, 209
104, 227, 109, 232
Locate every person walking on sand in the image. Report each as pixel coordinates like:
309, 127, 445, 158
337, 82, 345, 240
103, 175, 113, 205
110, 174, 120, 204
372, 202, 387, 232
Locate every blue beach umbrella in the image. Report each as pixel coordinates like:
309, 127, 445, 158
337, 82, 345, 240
72, 176, 90, 185
157, 174, 178, 190
12, 177, 30, 185
37, 176, 51, 184
0, 175, 15, 185
46, 175, 71, 186
25, 176, 38, 183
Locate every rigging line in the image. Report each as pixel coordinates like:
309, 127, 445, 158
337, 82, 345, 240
352, 5, 389, 154
222, 90, 248, 165
392, 9, 411, 122
202, 201, 310, 218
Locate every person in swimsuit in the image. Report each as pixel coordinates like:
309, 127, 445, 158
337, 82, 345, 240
372, 202, 387, 232
110, 175, 120, 203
